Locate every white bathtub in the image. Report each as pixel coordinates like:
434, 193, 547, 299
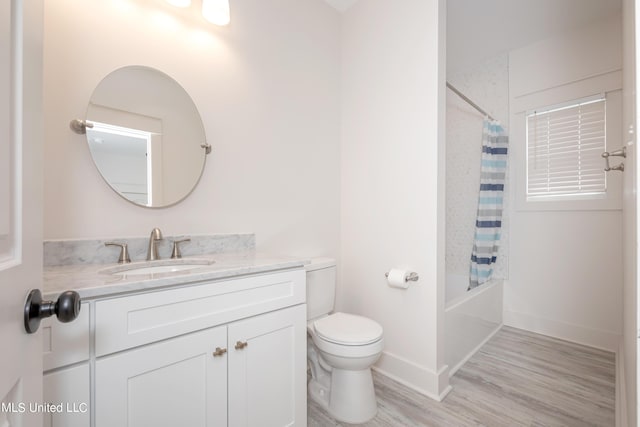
445, 274, 503, 376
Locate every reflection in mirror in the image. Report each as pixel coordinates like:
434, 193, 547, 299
84, 66, 208, 208
87, 123, 152, 205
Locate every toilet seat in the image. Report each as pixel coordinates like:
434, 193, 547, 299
313, 312, 383, 345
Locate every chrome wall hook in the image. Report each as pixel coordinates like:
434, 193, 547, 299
69, 119, 94, 135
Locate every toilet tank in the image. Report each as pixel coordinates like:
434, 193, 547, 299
305, 258, 336, 320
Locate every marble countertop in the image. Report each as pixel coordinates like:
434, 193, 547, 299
44, 251, 308, 300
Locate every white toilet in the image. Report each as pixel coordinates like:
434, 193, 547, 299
305, 258, 384, 424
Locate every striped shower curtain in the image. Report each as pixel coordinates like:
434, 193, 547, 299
469, 119, 508, 290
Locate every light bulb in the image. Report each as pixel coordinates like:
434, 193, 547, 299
165, 0, 191, 7
202, 0, 230, 26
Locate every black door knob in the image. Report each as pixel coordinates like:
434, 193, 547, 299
24, 289, 81, 334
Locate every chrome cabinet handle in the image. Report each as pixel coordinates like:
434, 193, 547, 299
235, 341, 248, 350
212, 347, 227, 357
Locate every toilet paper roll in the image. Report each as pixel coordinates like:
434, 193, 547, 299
387, 269, 410, 289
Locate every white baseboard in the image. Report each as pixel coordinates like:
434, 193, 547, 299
504, 309, 621, 352
372, 351, 451, 402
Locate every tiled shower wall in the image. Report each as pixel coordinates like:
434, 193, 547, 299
445, 54, 510, 280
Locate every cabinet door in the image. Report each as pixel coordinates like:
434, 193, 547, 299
95, 326, 227, 427
228, 304, 307, 427
43, 364, 90, 427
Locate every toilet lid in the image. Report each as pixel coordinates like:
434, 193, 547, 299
313, 312, 383, 346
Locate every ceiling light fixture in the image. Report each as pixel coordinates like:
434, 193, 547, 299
202, 0, 230, 26
165, 0, 191, 7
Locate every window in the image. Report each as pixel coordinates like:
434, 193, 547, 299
526, 95, 606, 200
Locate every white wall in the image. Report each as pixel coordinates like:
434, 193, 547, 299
446, 54, 510, 285
505, 15, 624, 351
340, 0, 448, 399
43, 0, 341, 258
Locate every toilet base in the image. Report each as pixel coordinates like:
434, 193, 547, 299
308, 367, 378, 424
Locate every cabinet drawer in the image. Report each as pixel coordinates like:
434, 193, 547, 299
95, 269, 305, 356
43, 302, 90, 371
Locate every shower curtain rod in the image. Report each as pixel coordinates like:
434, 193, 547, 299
446, 82, 495, 121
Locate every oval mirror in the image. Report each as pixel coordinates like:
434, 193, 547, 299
84, 66, 208, 208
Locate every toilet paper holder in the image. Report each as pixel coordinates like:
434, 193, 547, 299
384, 271, 419, 282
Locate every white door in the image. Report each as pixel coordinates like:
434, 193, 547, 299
0, 0, 44, 426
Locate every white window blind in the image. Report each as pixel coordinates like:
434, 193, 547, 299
526, 96, 606, 199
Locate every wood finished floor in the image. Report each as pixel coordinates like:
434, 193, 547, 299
308, 326, 616, 427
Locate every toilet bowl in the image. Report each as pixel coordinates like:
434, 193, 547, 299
307, 312, 384, 424
305, 259, 384, 424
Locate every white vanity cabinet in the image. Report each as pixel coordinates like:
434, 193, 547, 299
42, 302, 91, 427
227, 305, 306, 427
44, 268, 307, 427
95, 305, 306, 427
95, 325, 229, 426
43, 364, 91, 427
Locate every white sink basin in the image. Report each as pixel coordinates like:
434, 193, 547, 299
100, 259, 214, 276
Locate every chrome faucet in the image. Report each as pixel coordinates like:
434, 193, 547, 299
146, 228, 164, 261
